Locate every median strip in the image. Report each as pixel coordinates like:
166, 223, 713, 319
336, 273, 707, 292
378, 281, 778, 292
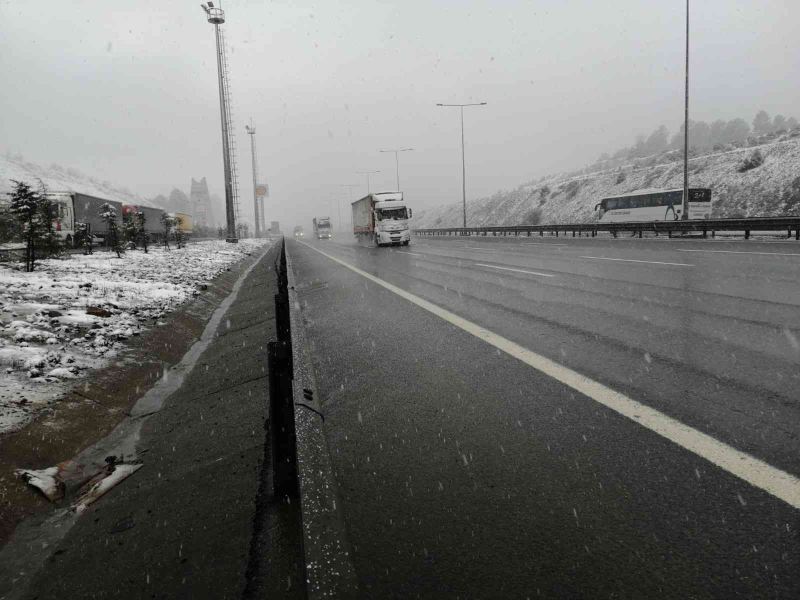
297, 240, 800, 511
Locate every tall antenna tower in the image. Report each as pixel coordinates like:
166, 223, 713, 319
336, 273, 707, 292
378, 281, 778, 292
245, 120, 265, 238
201, 1, 240, 242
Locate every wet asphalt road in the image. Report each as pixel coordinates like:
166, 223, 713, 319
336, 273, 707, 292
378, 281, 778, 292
289, 234, 800, 599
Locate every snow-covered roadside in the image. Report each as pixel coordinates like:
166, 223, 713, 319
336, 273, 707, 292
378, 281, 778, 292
0, 239, 270, 434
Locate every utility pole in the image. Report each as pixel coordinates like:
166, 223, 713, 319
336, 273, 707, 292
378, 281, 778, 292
379, 148, 414, 191
682, 0, 690, 220
436, 102, 487, 228
201, 2, 238, 242
356, 170, 380, 194
245, 121, 261, 237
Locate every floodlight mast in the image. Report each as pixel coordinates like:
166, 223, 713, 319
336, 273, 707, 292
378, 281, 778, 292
201, 2, 238, 242
245, 122, 263, 237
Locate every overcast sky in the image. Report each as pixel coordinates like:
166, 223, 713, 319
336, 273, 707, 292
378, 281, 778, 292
1, 1, 798, 230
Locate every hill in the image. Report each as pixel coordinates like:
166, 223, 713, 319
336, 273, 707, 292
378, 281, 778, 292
0, 152, 149, 206
414, 131, 800, 228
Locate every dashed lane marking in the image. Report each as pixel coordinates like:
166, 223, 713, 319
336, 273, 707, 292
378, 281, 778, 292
474, 263, 555, 277
581, 256, 694, 267
677, 249, 800, 257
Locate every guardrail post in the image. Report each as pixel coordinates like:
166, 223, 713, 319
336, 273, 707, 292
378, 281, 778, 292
268, 340, 298, 499
796, 228, 799, 241
745, 229, 750, 240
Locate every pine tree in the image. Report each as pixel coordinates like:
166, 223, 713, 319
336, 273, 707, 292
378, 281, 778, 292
753, 110, 771, 135
100, 202, 123, 258
9, 179, 54, 272
136, 211, 149, 253
122, 211, 139, 249
160, 212, 174, 250
174, 216, 185, 249
76, 222, 93, 255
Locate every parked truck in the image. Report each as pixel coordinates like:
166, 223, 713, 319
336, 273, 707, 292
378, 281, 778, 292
269, 221, 281, 236
352, 192, 412, 246
313, 216, 332, 239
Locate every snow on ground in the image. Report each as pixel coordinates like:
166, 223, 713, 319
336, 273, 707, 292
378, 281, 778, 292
0, 239, 269, 434
414, 132, 800, 228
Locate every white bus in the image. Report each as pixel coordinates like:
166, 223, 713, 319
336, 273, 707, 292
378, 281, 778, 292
595, 188, 712, 222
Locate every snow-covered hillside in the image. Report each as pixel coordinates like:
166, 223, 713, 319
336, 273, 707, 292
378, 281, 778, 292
0, 152, 150, 206
414, 133, 800, 228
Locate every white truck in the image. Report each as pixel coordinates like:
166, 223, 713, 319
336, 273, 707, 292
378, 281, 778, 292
313, 216, 332, 239
351, 192, 412, 247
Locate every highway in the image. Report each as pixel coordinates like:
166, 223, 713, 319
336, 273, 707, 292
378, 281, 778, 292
289, 234, 800, 599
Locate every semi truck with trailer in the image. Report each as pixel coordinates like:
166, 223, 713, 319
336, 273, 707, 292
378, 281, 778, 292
2, 191, 182, 247
313, 216, 332, 239
351, 192, 412, 246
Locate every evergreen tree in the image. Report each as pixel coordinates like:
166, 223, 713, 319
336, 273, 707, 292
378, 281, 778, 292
100, 202, 123, 258
160, 212, 175, 250
9, 179, 54, 272
122, 211, 139, 249
753, 110, 771, 135
174, 216, 185, 249
136, 210, 149, 253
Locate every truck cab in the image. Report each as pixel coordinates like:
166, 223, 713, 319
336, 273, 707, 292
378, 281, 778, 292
313, 217, 332, 239
372, 192, 412, 246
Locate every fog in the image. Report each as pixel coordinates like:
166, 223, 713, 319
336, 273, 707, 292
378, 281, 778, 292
1, 0, 798, 232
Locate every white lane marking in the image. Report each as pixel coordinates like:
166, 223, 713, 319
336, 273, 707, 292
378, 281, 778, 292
297, 240, 800, 510
462, 246, 500, 252
475, 263, 555, 278
519, 242, 568, 246
396, 251, 424, 257
581, 256, 694, 267
677, 249, 800, 257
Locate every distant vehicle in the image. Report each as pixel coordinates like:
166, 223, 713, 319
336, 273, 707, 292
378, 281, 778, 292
169, 212, 193, 236
293, 225, 304, 238
269, 221, 280, 235
595, 188, 712, 222
313, 216, 332, 239
352, 191, 412, 247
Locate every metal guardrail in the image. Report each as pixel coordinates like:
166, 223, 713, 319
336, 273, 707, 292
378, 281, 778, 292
414, 216, 800, 240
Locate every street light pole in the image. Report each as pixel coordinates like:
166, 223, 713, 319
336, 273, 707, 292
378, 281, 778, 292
245, 121, 260, 237
682, 0, 690, 220
379, 148, 414, 191
201, 2, 237, 242
437, 102, 487, 228
356, 170, 380, 194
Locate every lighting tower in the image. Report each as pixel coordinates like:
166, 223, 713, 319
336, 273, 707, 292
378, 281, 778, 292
200, 1, 240, 242
379, 148, 414, 191
245, 121, 265, 237
436, 102, 487, 228
356, 170, 381, 194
